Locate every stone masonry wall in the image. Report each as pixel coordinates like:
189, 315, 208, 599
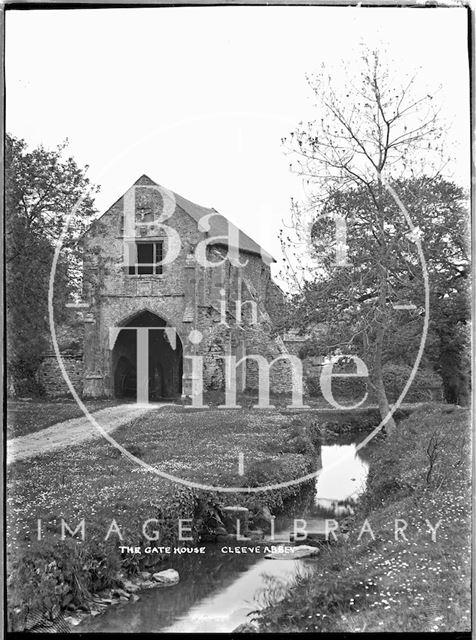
38, 355, 84, 397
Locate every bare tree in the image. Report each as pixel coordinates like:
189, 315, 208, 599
283, 48, 447, 431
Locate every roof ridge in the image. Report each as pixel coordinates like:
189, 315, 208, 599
81, 175, 276, 262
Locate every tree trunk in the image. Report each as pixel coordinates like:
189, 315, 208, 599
373, 187, 397, 435
375, 371, 396, 434
374, 323, 396, 434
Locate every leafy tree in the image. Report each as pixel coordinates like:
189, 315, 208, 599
281, 49, 467, 429
6, 134, 99, 394
292, 177, 469, 405
381, 178, 470, 404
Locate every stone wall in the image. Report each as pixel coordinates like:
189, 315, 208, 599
38, 354, 84, 397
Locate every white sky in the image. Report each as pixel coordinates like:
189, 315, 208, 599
5, 6, 470, 276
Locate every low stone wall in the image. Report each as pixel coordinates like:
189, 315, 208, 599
38, 354, 84, 397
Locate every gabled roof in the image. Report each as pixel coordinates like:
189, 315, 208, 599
84, 174, 275, 263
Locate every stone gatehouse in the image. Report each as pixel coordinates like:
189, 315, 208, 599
43, 175, 295, 401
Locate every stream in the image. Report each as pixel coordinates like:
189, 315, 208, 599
75, 431, 371, 633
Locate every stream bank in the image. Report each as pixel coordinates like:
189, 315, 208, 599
8, 404, 407, 633
253, 403, 471, 633
7, 406, 322, 632
71, 414, 376, 633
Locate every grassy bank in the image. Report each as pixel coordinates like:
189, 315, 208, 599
254, 403, 471, 633
6, 394, 415, 440
7, 406, 319, 631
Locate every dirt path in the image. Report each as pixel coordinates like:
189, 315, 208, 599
7, 403, 168, 465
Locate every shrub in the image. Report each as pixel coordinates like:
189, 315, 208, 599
7, 486, 202, 631
382, 364, 443, 402
284, 434, 314, 455
303, 358, 368, 401
305, 360, 443, 404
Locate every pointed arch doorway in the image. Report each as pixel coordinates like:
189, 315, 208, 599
112, 310, 183, 401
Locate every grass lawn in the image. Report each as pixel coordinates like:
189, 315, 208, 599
109, 407, 316, 486
255, 403, 471, 633
6, 398, 125, 439
7, 408, 316, 546
6, 406, 318, 631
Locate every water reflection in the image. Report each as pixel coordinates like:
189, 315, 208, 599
161, 556, 312, 633
75, 546, 310, 634
315, 441, 369, 515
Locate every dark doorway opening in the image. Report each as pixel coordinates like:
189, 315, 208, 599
112, 310, 183, 400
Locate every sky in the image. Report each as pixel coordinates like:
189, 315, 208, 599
5, 6, 470, 278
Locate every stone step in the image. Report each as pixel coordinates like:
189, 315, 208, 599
290, 531, 329, 543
